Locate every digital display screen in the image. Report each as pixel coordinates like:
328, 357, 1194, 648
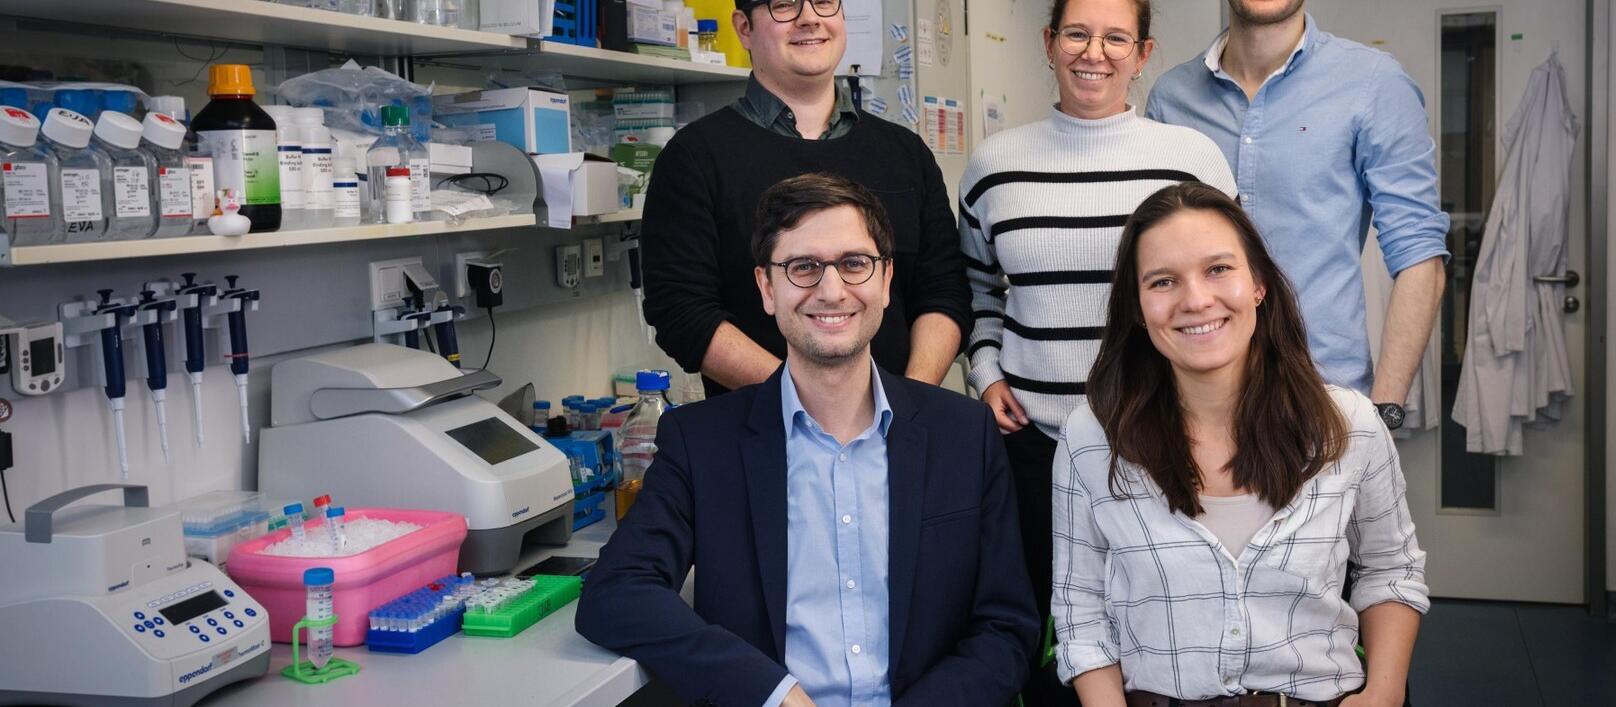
158, 590, 228, 625
29, 338, 55, 376
445, 417, 539, 466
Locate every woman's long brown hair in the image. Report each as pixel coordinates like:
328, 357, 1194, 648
1086, 182, 1347, 516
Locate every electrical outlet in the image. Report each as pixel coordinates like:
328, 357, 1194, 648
582, 238, 604, 278
369, 257, 424, 311
454, 250, 489, 299
556, 244, 582, 289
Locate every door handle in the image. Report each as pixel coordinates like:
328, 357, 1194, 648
1564, 296, 1581, 314
1533, 269, 1580, 287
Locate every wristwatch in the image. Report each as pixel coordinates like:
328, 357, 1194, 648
1375, 402, 1405, 431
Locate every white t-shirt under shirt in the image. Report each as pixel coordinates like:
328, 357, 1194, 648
1195, 493, 1272, 557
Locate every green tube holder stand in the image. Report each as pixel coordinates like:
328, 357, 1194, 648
281, 614, 361, 684
461, 575, 583, 638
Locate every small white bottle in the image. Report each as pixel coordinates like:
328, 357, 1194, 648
384, 166, 413, 224
41, 109, 107, 243
94, 111, 157, 240
332, 155, 361, 226
293, 108, 334, 229
0, 106, 58, 246
262, 105, 303, 230
141, 112, 193, 238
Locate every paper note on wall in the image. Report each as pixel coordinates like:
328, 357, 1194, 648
923, 96, 966, 155
982, 94, 1007, 139
917, 19, 935, 67
837, 4, 884, 76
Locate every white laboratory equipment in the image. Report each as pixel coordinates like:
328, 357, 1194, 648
0, 484, 271, 706
258, 343, 575, 575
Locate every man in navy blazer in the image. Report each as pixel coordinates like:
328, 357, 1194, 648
576, 173, 1038, 706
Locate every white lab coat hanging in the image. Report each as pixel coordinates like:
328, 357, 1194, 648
1452, 51, 1578, 455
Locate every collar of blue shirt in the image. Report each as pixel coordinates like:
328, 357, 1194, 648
780, 357, 894, 442
1203, 12, 1316, 83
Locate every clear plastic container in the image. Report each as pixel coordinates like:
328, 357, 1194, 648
94, 111, 156, 240
366, 105, 428, 222
294, 108, 335, 229
141, 112, 194, 237
41, 108, 108, 243
376, 0, 407, 20
304, 567, 336, 670
178, 489, 271, 568
261, 105, 304, 230
0, 106, 58, 246
149, 96, 215, 234
616, 370, 670, 520
54, 89, 100, 122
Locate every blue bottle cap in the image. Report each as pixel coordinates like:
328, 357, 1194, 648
535, 400, 551, 410
698, 18, 719, 31
636, 369, 671, 392
304, 567, 334, 585
0, 88, 26, 109
283, 502, 303, 515
563, 395, 585, 404
327, 506, 345, 518
103, 90, 140, 115
54, 89, 99, 118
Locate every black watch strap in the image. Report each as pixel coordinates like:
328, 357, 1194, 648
1376, 402, 1405, 431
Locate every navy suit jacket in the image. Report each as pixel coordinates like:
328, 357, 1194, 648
576, 366, 1039, 706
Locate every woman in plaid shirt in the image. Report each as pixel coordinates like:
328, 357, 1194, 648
1052, 182, 1428, 707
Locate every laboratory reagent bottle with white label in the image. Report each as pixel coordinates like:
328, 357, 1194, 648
0, 106, 57, 246
365, 105, 429, 223
41, 108, 107, 243
94, 111, 157, 240
141, 112, 193, 238
261, 105, 303, 230
332, 155, 361, 226
149, 96, 215, 234
294, 107, 334, 229
193, 65, 280, 232
303, 567, 335, 670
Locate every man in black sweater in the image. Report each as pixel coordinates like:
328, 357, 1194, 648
641, 0, 972, 398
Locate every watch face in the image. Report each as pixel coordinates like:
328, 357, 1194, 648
1378, 403, 1405, 430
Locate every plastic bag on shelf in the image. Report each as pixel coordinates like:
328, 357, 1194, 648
275, 60, 433, 138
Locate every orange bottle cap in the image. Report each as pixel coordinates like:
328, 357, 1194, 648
207, 64, 256, 97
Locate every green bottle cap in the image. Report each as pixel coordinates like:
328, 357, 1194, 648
380, 105, 409, 127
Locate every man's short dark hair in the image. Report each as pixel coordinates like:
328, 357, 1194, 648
752, 172, 895, 268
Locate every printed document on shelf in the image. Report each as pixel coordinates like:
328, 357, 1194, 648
837, 5, 883, 76
532, 152, 584, 229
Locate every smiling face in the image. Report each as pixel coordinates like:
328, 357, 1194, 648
735, 1, 847, 87
755, 204, 892, 369
1045, 0, 1154, 120
1135, 208, 1266, 380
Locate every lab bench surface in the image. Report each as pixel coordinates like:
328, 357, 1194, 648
203, 516, 648, 707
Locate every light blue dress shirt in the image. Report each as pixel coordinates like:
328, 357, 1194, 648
1147, 15, 1451, 393
762, 360, 894, 707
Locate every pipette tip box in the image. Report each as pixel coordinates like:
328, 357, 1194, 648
460, 575, 582, 638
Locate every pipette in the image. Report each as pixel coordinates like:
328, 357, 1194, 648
137, 290, 178, 464
432, 304, 464, 368
176, 273, 217, 447
221, 275, 260, 445
93, 290, 136, 478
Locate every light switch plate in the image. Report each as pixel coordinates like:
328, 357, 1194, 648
582, 238, 604, 278
556, 244, 582, 289
369, 257, 424, 311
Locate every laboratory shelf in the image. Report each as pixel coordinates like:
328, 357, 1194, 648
582, 208, 643, 224
0, 214, 537, 267
0, 0, 527, 56
425, 41, 750, 85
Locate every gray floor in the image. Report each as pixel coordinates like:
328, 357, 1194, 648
1410, 599, 1616, 707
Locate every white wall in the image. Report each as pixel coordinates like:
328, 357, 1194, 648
0, 290, 679, 517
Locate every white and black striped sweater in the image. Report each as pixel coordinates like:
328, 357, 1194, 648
959, 107, 1236, 437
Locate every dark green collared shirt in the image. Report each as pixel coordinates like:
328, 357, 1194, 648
730, 74, 859, 140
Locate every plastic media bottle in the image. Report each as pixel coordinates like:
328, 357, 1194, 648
41, 108, 107, 243
366, 105, 430, 223
303, 567, 335, 670
261, 105, 304, 230
331, 155, 361, 226
616, 370, 670, 520
141, 112, 193, 238
383, 166, 413, 224
94, 111, 157, 240
294, 108, 335, 229
193, 65, 281, 232
1, 106, 57, 246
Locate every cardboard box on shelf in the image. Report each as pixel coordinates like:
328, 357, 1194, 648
434, 88, 573, 155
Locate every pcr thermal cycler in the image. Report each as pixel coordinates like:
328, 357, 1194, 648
258, 343, 575, 575
0, 484, 271, 706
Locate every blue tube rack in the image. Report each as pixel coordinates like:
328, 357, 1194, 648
365, 576, 469, 654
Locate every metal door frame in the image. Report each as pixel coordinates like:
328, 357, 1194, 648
1584, 0, 1609, 619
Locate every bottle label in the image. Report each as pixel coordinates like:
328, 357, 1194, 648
200, 129, 279, 207
277, 143, 304, 209
186, 156, 215, 219
334, 183, 361, 219
2, 162, 50, 218
60, 168, 104, 222
302, 146, 334, 209
113, 166, 152, 218
158, 166, 192, 217
409, 157, 430, 211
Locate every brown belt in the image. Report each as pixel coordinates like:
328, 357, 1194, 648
1125, 691, 1346, 707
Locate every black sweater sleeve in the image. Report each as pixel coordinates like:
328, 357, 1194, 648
639, 137, 731, 373
901, 130, 973, 348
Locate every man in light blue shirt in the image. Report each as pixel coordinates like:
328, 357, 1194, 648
1147, 0, 1450, 431
576, 173, 1038, 707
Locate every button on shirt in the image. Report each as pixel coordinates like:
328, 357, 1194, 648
1146, 15, 1450, 392
763, 361, 894, 707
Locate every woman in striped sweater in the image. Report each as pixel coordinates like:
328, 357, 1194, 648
958, 0, 1234, 701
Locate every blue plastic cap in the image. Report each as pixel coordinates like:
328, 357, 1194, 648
535, 400, 552, 410
698, 18, 719, 31
0, 88, 26, 109
54, 89, 99, 117
327, 506, 345, 517
563, 395, 585, 403
636, 369, 671, 391
283, 502, 303, 515
103, 91, 139, 114
304, 567, 334, 586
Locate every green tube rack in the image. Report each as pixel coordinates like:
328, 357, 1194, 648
460, 575, 583, 638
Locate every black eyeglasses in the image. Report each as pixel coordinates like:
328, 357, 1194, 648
746, 0, 842, 23
1054, 28, 1144, 60
769, 253, 886, 288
